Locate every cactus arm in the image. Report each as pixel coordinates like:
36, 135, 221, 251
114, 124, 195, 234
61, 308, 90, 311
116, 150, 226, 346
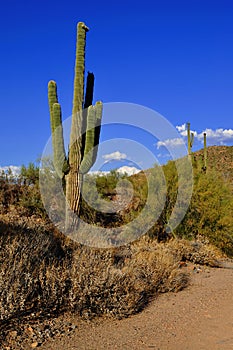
84, 72, 95, 109
79, 101, 103, 174
79, 105, 97, 174
52, 103, 69, 177
48, 80, 58, 134
191, 132, 194, 147
92, 101, 103, 164
48, 81, 69, 177
81, 72, 95, 158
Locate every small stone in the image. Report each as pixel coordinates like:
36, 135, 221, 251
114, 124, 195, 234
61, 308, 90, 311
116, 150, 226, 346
31, 342, 39, 348
25, 326, 34, 336
178, 261, 187, 268
44, 329, 51, 337
9, 330, 17, 338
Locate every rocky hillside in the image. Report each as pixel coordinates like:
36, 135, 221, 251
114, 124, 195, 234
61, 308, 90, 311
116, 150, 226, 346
195, 145, 233, 186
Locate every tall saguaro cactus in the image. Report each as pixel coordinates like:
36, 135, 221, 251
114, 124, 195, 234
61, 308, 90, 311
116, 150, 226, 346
187, 122, 194, 156
48, 22, 103, 231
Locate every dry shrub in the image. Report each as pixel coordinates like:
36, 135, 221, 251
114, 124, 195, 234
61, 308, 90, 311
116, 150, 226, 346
0, 220, 67, 325
0, 218, 222, 334
162, 238, 224, 266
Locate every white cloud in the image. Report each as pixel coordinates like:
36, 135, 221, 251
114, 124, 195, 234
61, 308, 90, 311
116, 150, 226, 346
176, 124, 197, 137
157, 138, 185, 149
176, 123, 186, 133
156, 124, 196, 152
0, 165, 21, 176
90, 166, 140, 177
156, 124, 233, 152
89, 170, 110, 176
117, 166, 140, 176
157, 152, 170, 159
102, 151, 127, 162
197, 128, 233, 144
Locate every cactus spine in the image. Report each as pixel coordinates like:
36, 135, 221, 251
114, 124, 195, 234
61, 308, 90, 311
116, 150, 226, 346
48, 22, 103, 231
187, 122, 194, 156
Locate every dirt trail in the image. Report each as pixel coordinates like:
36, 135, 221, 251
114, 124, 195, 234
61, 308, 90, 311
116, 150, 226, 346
40, 264, 233, 350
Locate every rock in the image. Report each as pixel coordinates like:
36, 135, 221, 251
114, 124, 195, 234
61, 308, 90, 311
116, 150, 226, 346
9, 330, 17, 338
25, 326, 34, 336
31, 342, 39, 348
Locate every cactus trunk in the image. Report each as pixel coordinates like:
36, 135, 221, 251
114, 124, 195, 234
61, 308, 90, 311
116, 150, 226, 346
48, 22, 102, 232
65, 22, 89, 228
203, 132, 207, 171
187, 122, 194, 156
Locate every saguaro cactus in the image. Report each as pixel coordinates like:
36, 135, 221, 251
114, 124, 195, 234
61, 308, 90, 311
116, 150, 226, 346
203, 132, 207, 171
187, 122, 194, 156
48, 22, 103, 231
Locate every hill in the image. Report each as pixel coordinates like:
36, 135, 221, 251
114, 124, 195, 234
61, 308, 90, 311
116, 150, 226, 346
194, 145, 233, 186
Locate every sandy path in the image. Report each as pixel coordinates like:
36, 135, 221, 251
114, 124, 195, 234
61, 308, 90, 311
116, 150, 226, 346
40, 265, 233, 350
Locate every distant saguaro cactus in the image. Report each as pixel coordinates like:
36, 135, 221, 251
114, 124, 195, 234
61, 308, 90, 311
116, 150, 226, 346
48, 22, 103, 231
203, 132, 207, 171
187, 122, 194, 156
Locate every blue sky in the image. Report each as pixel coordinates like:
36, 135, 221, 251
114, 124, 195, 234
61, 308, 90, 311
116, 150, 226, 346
1, 0, 233, 171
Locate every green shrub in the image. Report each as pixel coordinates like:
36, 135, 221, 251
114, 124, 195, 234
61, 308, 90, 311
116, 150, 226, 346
177, 168, 233, 255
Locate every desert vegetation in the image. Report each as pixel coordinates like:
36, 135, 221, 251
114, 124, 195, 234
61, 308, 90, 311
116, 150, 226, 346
0, 146, 232, 349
